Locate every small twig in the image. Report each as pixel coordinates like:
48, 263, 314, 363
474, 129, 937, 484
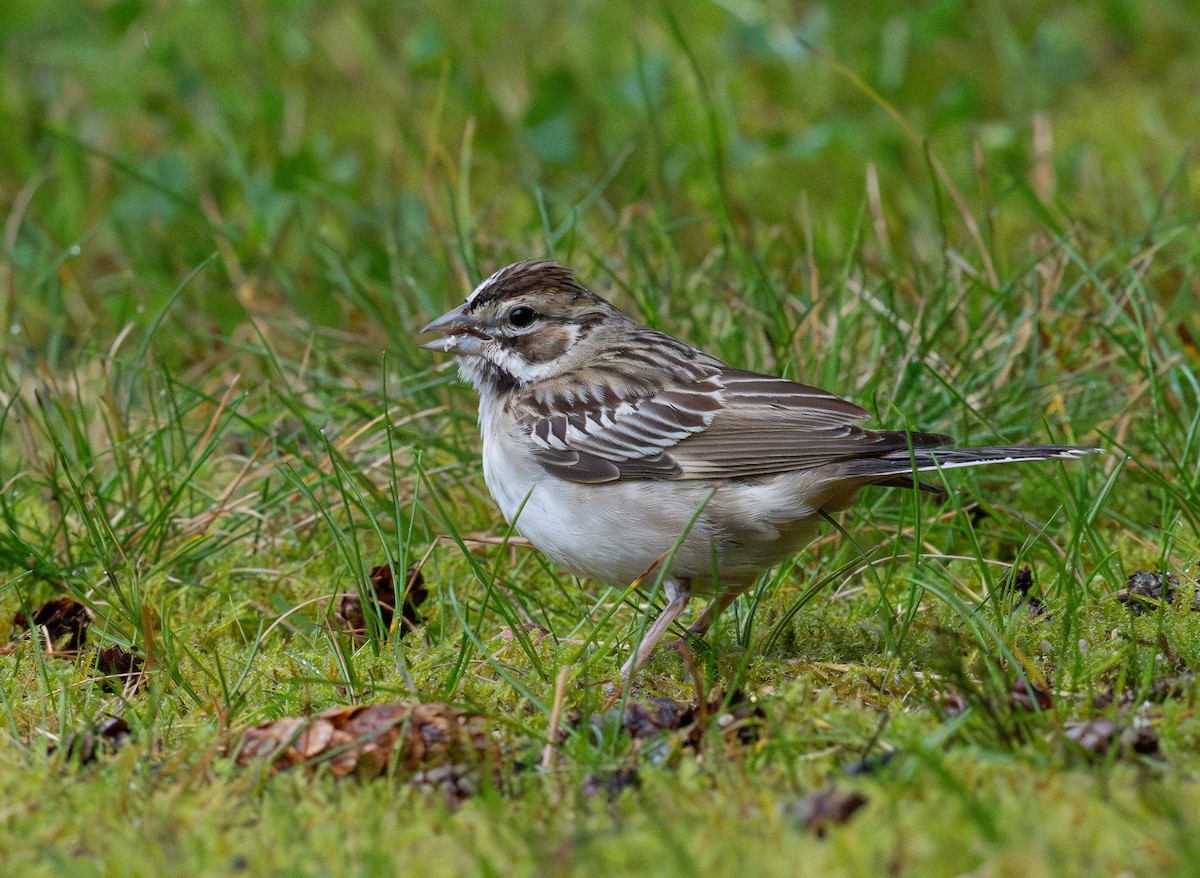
540, 665, 571, 772
673, 639, 707, 730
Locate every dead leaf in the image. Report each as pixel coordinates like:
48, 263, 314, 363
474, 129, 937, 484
409, 763, 483, 808
999, 564, 1049, 618
13, 597, 90, 651
1000, 564, 1033, 598
1064, 716, 1120, 754
843, 750, 897, 777
1126, 725, 1163, 757
584, 690, 765, 756
335, 566, 429, 645
1116, 570, 1196, 615
713, 693, 768, 747
582, 766, 640, 800
940, 688, 969, 718
785, 786, 870, 836
622, 696, 695, 740
54, 717, 131, 764
237, 701, 497, 798
1010, 676, 1054, 712
1062, 717, 1162, 760
94, 646, 145, 693
495, 623, 550, 646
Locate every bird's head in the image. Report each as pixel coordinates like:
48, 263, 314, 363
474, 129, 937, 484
420, 261, 626, 393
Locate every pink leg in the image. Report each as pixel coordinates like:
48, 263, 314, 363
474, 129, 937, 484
685, 587, 742, 638
621, 578, 692, 679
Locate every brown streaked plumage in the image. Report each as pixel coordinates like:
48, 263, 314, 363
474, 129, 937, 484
421, 260, 1098, 678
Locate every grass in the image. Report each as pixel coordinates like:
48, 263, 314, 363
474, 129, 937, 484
2, 0, 1200, 874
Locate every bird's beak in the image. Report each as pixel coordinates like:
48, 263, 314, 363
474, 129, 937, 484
419, 303, 491, 354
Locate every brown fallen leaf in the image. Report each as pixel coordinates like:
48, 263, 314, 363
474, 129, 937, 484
1064, 716, 1120, 753
1010, 676, 1054, 712
1126, 725, 1163, 757
94, 646, 146, 694
713, 694, 768, 747
494, 623, 551, 647
409, 763, 483, 808
785, 786, 870, 836
12, 597, 90, 651
622, 696, 695, 740
1092, 666, 1198, 709
584, 690, 765, 754
843, 750, 897, 777
54, 717, 131, 764
1062, 717, 1162, 760
999, 564, 1049, 618
1000, 564, 1034, 597
582, 766, 641, 800
939, 687, 969, 718
1116, 570, 1200, 615
335, 565, 429, 645
237, 701, 498, 794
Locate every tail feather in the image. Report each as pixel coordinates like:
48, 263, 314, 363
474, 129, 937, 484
843, 444, 1099, 484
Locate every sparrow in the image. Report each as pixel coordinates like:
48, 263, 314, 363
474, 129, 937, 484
421, 260, 1095, 677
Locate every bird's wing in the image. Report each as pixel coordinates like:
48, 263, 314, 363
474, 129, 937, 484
666, 369, 947, 479
513, 355, 945, 483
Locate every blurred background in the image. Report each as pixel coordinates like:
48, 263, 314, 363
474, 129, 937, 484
2, 0, 1197, 371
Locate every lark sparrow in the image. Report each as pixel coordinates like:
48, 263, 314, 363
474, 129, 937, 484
421, 261, 1094, 677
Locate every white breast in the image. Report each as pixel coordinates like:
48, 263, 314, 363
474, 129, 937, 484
475, 394, 832, 591
480, 396, 698, 584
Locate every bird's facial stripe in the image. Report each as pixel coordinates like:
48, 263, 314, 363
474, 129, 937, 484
485, 343, 562, 384
475, 324, 583, 387
504, 321, 580, 365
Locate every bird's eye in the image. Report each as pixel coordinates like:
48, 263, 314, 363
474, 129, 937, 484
508, 307, 537, 328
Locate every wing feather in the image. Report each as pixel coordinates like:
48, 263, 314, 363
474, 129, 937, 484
512, 342, 945, 483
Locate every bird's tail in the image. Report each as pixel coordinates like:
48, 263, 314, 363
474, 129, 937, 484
841, 444, 1099, 487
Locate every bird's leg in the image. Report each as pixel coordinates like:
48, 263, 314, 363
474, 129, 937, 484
621, 578, 692, 679
684, 588, 741, 639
